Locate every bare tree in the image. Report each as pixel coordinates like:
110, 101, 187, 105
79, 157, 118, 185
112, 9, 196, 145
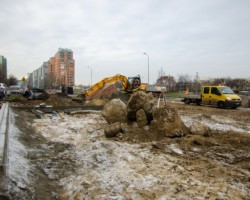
7, 74, 18, 86
156, 75, 176, 92
177, 74, 192, 92
211, 77, 250, 92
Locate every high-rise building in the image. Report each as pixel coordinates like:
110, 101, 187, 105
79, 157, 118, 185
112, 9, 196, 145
28, 48, 75, 89
49, 48, 75, 88
28, 61, 49, 89
0, 55, 7, 81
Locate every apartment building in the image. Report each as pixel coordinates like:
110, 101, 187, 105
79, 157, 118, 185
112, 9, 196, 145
28, 61, 49, 89
50, 48, 75, 88
28, 48, 75, 89
0, 55, 7, 81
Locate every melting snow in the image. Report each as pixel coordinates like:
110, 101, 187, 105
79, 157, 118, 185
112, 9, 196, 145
30, 112, 249, 199
8, 109, 33, 193
181, 115, 250, 133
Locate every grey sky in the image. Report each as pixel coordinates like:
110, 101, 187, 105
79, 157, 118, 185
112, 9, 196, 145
0, 0, 250, 85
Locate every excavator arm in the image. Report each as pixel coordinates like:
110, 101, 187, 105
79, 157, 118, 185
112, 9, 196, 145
83, 74, 141, 98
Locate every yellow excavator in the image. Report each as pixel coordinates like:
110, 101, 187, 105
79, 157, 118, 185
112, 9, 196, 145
83, 74, 142, 99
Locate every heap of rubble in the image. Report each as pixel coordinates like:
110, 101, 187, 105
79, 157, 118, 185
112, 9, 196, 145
102, 91, 198, 141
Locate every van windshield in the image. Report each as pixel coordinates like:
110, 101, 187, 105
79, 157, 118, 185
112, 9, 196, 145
219, 87, 234, 94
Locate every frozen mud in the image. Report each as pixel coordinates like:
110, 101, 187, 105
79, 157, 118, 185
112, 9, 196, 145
6, 100, 250, 199
27, 112, 249, 199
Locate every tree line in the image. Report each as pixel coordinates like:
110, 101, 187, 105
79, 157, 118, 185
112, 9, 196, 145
0, 74, 18, 86
156, 74, 250, 93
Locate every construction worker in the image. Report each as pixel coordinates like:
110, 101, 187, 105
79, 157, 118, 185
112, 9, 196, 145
185, 88, 189, 95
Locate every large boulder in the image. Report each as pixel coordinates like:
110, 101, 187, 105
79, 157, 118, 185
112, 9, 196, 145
104, 122, 122, 137
150, 105, 190, 137
136, 109, 148, 128
127, 91, 156, 122
102, 99, 127, 124
189, 121, 211, 137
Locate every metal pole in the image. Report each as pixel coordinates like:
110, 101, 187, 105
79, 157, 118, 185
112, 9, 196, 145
143, 53, 149, 84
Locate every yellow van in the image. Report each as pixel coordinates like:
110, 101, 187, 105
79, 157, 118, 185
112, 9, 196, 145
202, 86, 241, 109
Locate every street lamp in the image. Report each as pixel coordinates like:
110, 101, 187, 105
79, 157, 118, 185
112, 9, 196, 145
88, 66, 92, 86
143, 53, 149, 84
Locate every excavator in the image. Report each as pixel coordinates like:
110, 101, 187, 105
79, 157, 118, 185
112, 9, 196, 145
83, 74, 142, 99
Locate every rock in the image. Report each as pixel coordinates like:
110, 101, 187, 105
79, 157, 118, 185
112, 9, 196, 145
151, 105, 190, 137
90, 137, 97, 142
120, 123, 130, 133
136, 109, 148, 128
132, 122, 139, 128
127, 91, 156, 122
143, 125, 150, 131
104, 122, 122, 137
102, 99, 127, 124
190, 121, 211, 136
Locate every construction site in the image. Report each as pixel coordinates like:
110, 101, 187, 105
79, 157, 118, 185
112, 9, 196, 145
0, 79, 250, 200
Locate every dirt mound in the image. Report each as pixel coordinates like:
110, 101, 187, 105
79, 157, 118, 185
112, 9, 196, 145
102, 99, 127, 124
85, 99, 108, 107
103, 92, 190, 141
136, 109, 148, 128
151, 105, 190, 138
127, 91, 156, 122
7, 93, 83, 107
88, 84, 119, 100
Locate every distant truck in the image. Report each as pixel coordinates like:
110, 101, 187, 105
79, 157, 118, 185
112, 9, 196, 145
180, 86, 241, 109
140, 84, 166, 96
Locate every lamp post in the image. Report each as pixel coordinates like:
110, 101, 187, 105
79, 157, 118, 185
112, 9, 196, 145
88, 66, 92, 86
143, 53, 149, 84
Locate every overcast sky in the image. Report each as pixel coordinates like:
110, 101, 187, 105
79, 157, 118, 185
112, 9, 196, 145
0, 0, 250, 85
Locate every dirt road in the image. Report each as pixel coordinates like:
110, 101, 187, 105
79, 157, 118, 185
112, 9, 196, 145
7, 101, 250, 199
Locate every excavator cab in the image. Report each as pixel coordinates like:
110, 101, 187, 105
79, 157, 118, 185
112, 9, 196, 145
127, 75, 141, 92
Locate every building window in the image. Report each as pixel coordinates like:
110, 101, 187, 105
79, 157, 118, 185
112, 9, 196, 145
60, 52, 64, 58
68, 52, 72, 59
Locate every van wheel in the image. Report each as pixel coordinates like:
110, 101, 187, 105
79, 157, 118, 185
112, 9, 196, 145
218, 101, 225, 108
231, 106, 237, 109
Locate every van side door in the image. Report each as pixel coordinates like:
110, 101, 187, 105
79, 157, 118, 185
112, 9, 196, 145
211, 87, 221, 106
201, 86, 210, 105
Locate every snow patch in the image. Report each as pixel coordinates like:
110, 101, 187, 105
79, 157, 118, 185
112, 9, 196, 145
181, 115, 250, 133
8, 110, 33, 193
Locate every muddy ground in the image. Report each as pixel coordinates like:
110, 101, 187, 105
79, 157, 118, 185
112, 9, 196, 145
6, 99, 250, 199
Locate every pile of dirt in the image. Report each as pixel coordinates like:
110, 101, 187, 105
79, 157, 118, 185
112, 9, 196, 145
88, 84, 119, 100
85, 99, 108, 107
150, 106, 190, 138
102, 91, 191, 141
127, 91, 155, 122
